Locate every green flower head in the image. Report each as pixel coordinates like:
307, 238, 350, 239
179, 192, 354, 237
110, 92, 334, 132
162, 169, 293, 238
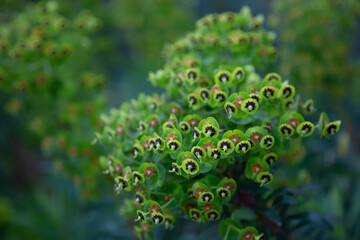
132, 171, 145, 184
235, 140, 251, 154
182, 158, 200, 176
215, 70, 232, 85
167, 139, 182, 152
179, 121, 191, 134
231, 67, 245, 82
263, 153, 278, 165
278, 84, 295, 99
256, 172, 273, 186
115, 176, 130, 192
191, 146, 206, 161
214, 91, 228, 105
297, 121, 315, 137
260, 85, 278, 100
136, 210, 146, 222
205, 209, 220, 221
185, 68, 199, 84
202, 123, 219, 138
199, 88, 211, 102
199, 191, 214, 203
135, 192, 145, 206
187, 93, 200, 108
132, 143, 144, 158
278, 124, 294, 138
260, 135, 275, 149
323, 121, 341, 138
217, 187, 231, 199
249, 93, 261, 104
209, 148, 222, 161
189, 208, 203, 223
264, 72, 282, 84
224, 102, 238, 117
217, 139, 235, 154
241, 98, 259, 114
154, 136, 165, 150
151, 212, 165, 225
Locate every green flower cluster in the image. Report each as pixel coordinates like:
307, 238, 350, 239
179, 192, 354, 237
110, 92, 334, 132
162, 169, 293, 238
96, 7, 340, 239
0, 1, 104, 197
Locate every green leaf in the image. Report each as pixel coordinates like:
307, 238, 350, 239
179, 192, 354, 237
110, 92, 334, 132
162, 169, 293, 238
219, 218, 243, 239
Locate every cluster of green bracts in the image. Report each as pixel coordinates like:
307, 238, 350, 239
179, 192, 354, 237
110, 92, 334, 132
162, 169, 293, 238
96, 7, 340, 239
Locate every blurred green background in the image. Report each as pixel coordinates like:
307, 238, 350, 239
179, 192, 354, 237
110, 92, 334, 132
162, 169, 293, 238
0, 0, 359, 239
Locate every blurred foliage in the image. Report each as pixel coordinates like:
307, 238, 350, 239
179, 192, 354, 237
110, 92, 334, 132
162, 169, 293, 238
1, 180, 132, 240
104, 0, 196, 103
0, 1, 106, 197
270, 0, 360, 100
109, 0, 195, 70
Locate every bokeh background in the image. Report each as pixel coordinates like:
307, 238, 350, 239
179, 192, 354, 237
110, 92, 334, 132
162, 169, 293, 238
0, 0, 359, 239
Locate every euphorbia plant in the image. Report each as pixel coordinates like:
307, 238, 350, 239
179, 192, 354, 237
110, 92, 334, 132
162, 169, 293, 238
96, 7, 340, 239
